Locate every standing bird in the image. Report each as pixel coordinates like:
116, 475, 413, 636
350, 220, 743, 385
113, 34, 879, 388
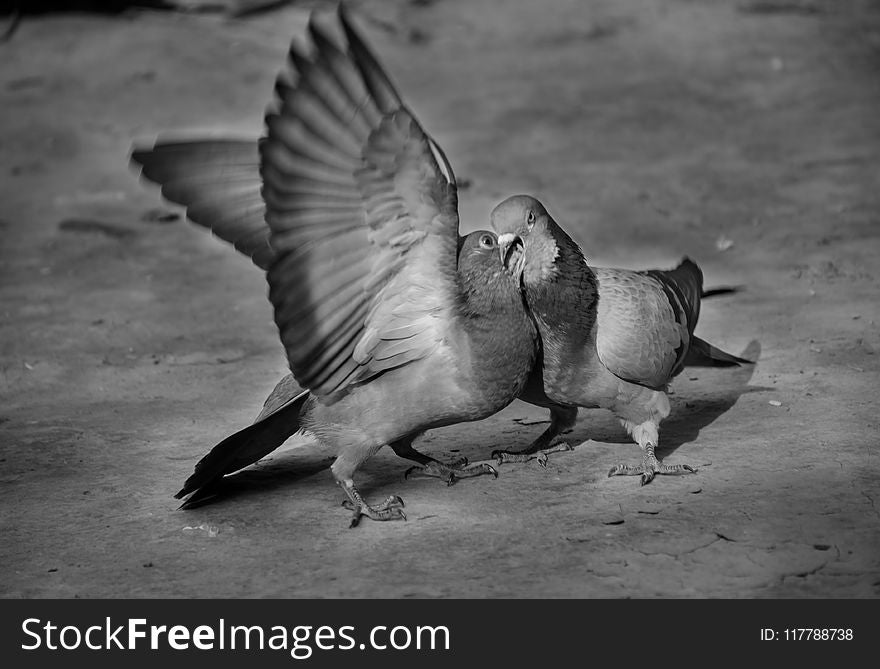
131, 7, 539, 526
492, 195, 752, 485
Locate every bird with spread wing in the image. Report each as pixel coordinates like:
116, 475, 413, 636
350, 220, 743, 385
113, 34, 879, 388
131, 6, 539, 526
492, 195, 753, 485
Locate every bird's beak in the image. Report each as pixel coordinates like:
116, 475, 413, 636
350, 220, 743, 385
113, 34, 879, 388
498, 233, 525, 280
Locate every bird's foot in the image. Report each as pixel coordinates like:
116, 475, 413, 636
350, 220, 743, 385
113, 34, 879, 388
492, 440, 573, 468
338, 482, 406, 528
607, 444, 696, 486
404, 457, 497, 486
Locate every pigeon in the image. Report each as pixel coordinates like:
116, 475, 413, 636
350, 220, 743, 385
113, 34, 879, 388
131, 6, 539, 525
492, 195, 752, 485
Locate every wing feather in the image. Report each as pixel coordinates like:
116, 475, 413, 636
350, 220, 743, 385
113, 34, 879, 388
133, 8, 463, 401
130, 140, 274, 269
595, 266, 693, 389
261, 7, 461, 398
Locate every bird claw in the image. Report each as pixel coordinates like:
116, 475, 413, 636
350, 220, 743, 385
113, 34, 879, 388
661, 463, 697, 475
338, 480, 406, 528
493, 441, 573, 467
608, 455, 697, 485
444, 463, 498, 486
343, 495, 405, 511
404, 460, 496, 485
347, 501, 407, 528
492, 449, 532, 465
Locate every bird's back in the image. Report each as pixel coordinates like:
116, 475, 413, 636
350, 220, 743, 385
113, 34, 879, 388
594, 258, 704, 390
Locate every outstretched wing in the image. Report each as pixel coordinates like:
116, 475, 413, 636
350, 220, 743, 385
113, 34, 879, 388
262, 6, 461, 398
130, 140, 275, 270
595, 258, 702, 389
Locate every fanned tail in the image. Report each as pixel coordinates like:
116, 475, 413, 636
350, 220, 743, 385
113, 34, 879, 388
175, 389, 310, 509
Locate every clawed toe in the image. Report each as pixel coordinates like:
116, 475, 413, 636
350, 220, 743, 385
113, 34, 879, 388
405, 460, 497, 485
338, 480, 407, 528
494, 441, 573, 466
376, 494, 405, 511
658, 463, 696, 475
342, 494, 405, 512
607, 463, 642, 478
452, 463, 498, 483
348, 497, 407, 527
608, 452, 697, 485
493, 449, 532, 465
348, 503, 406, 528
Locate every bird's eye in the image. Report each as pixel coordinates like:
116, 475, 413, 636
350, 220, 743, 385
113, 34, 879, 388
479, 234, 495, 248
526, 211, 536, 228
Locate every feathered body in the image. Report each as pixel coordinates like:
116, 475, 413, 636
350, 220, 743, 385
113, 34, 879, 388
299, 235, 537, 450
493, 195, 751, 483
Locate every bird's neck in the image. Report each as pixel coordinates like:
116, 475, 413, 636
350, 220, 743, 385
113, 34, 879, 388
459, 272, 534, 337
523, 233, 599, 403
528, 232, 598, 333
458, 272, 538, 393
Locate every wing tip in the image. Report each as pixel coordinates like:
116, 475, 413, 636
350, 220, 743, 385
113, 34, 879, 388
128, 139, 161, 179
129, 147, 149, 168
308, 6, 342, 54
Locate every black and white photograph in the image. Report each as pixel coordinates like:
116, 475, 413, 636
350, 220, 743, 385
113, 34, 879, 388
1, 0, 879, 628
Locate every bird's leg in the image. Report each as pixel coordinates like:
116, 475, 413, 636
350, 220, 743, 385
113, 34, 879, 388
493, 405, 577, 467
608, 420, 696, 486
331, 442, 406, 528
391, 439, 497, 487
338, 479, 406, 528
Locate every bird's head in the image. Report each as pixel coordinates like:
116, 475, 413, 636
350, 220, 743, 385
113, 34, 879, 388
491, 194, 561, 287
458, 229, 529, 311
458, 230, 510, 282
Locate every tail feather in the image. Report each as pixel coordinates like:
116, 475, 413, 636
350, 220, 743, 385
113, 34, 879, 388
702, 285, 744, 298
652, 259, 745, 332
175, 389, 310, 506
685, 337, 754, 368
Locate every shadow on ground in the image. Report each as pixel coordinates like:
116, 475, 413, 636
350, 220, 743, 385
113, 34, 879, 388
661, 340, 766, 457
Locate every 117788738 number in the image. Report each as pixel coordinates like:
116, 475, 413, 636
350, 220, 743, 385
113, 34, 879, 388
784, 629, 853, 641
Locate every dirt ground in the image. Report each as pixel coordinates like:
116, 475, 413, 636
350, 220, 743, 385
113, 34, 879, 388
1, 0, 879, 598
